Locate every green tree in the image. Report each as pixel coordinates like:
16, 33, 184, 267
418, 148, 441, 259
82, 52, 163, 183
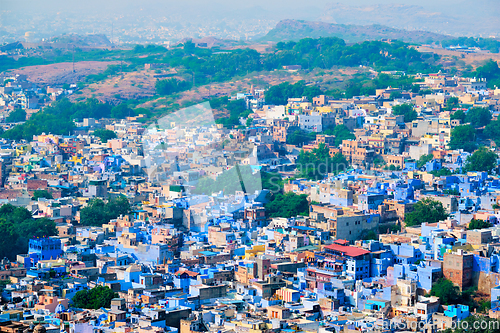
0, 279, 10, 293
450, 109, 466, 122
392, 103, 417, 122
445, 97, 460, 111
6, 108, 26, 122
473, 59, 500, 89
93, 129, 117, 143
464, 147, 497, 173
72, 286, 118, 309
405, 198, 448, 227
2, 98, 112, 141
155, 78, 192, 95
32, 190, 53, 200
465, 107, 491, 128
484, 120, 500, 146
296, 143, 349, 180
362, 230, 378, 240
0, 204, 57, 260
468, 219, 492, 230
80, 196, 131, 226
417, 154, 434, 169
286, 129, 315, 146
389, 91, 402, 100
211, 97, 250, 128
430, 278, 460, 305
261, 171, 284, 194
321, 125, 356, 146
110, 103, 134, 119
265, 81, 323, 105
265, 192, 309, 218
246, 117, 253, 127
448, 125, 477, 152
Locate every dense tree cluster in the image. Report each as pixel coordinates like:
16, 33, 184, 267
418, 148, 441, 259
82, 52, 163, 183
465, 107, 491, 128
260, 171, 284, 194
5, 108, 26, 123
448, 125, 477, 152
155, 78, 192, 96
392, 103, 418, 123
265, 81, 323, 105
210, 97, 251, 128
450, 109, 466, 122
464, 147, 497, 173
286, 129, 315, 146
32, 190, 53, 201
405, 198, 448, 227
274, 38, 440, 73
296, 143, 350, 180
469, 59, 500, 89
327, 73, 419, 99
72, 286, 118, 309
93, 129, 117, 143
430, 168, 454, 177
430, 278, 474, 306
484, 120, 500, 146
416, 154, 434, 169
321, 125, 356, 146
79, 196, 131, 226
2, 98, 132, 141
110, 103, 135, 119
0, 204, 58, 260
468, 219, 492, 230
445, 97, 460, 111
264, 192, 309, 218
1, 37, 443, 83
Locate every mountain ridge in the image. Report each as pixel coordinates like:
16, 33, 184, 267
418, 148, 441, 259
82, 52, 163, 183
260, 19, 451, 44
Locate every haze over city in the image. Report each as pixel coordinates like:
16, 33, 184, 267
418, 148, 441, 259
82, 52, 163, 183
0, 1, 500, 333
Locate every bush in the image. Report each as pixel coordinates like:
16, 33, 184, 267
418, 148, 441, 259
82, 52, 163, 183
464, 147, 497, 173
72, 286, 118, 309
80, 196, 131, 226
392, 104, 417, 122
405, 198, 448, 227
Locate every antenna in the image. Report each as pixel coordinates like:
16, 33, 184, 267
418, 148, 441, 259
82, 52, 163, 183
72, 45, 75, 73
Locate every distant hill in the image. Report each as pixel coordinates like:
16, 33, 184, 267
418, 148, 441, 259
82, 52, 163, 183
318, 2, 499, 38
260, 19, 450, 44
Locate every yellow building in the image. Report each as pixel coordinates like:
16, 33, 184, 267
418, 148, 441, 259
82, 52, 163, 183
244, 244, 266, 260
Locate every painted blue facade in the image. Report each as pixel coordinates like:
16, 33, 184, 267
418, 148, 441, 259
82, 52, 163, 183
444, 305, 469, 321
28, 238, 62, 260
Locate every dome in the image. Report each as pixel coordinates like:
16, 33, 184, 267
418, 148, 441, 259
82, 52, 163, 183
55, 301, 66, 314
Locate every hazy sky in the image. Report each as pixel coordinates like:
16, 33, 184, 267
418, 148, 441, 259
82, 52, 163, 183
1, 0, 498, 40
0, 0, 467, 12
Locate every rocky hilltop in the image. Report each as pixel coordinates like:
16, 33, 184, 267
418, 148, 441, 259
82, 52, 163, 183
261, 19, 450, 44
